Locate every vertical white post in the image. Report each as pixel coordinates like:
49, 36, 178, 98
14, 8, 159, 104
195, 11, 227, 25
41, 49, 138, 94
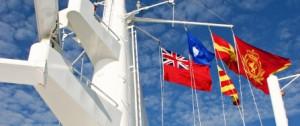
92, 0, 141, 126
267, 75, 288, 126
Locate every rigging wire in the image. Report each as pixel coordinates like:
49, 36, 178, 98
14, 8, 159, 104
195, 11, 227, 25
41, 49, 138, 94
193, 85, 203, 125
231, 29, 264, 126
212, 29, 246, 126
158, 46, 165, 126
135, 26, 160, 43
193, 89, 202, 126
134, 25, 165, 126
188, 54, 203, 126
193, 0, 228, 23
230, 28, 246, 124
188, 55, 197, 126
247, 80, 264, 126
281, 75, 300, 91
219, 58, 247, 126
80, 56, 84, 82
184, 26, 198, 126
184, 26, 202, 126
220, 58, 246, 126
208, 27, 227, 126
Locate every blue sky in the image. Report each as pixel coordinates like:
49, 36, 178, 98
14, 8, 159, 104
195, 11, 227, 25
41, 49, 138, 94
0, 0, 299, 126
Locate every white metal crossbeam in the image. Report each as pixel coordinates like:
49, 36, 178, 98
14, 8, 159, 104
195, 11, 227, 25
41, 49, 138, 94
133, 17, 234, 28
0, 58, 44, 85
279, 74, 300, 90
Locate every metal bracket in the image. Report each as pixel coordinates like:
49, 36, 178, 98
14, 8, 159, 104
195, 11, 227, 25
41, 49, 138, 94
279, 73, 300, 91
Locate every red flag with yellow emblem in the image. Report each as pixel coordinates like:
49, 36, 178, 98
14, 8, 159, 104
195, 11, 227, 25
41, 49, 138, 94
212, 33, 291, 94
234, 36, 291, 94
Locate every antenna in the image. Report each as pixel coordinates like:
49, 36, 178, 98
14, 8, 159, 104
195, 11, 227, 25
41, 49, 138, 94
126, 0, 174, 18
136, 0, 141, 9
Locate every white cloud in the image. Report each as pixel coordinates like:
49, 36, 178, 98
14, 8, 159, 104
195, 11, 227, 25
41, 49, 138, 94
6, 0, 24, 12
0, 21, 16, 43
230, 0, 273, 11
279, 27, 292, 40
174, 0, 232, 22
277, 16, 300, 41
2, 11, 26, 24
0, 40, 20, 57
0, 84, 58, 125
0, 0, 60, 125
0, 0, 37, 59
283, 77, 300, 117
274, 16, 300, 59
0, 0, 8, 15
14, 28, 35, 41
286, 0, 300, 8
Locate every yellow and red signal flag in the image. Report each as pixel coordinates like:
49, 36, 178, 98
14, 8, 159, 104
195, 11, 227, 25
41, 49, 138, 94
217, 65, 240, 106
212, 33, 236, 63
212, 33, 238, 70
212, 32, 291, 94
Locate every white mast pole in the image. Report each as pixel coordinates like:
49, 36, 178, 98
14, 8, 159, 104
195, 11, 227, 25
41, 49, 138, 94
133, 17, 234, 28
267, 75, 288, 126
93, 0, 140, 126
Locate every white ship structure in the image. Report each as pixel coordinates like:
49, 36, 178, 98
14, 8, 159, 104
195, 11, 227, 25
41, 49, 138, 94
0, 0, 298, 126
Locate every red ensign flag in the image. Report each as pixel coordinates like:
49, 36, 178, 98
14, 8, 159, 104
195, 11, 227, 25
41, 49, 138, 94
161, 48, 212, 91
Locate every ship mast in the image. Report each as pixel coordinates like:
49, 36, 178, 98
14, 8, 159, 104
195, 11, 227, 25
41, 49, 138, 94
98, 0, 140, 126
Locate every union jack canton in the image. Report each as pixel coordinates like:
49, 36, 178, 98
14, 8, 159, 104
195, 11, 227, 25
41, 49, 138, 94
162, 48, 189, 70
